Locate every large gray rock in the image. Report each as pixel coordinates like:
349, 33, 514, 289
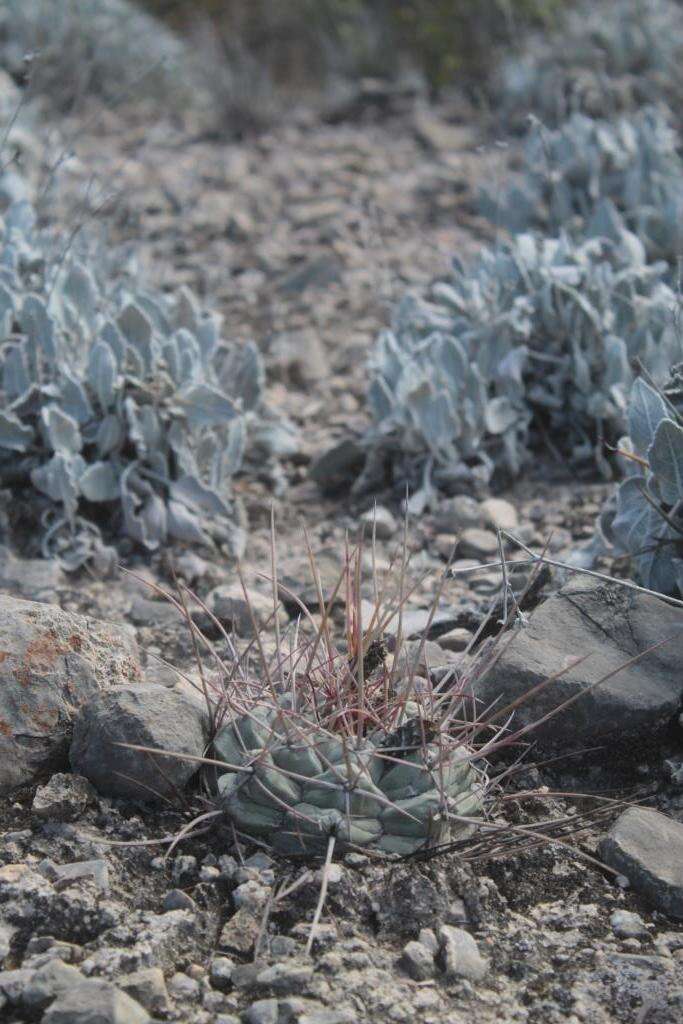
600, 808, 683, 919
0, 595, 141, 795
472, 577, 683, 756
70, 685, 210, 800
42, 978, 149, 1024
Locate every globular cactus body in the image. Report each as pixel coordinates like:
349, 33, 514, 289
213, 706, 484, 857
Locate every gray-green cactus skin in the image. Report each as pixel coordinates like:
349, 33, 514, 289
213, 707, 484, 857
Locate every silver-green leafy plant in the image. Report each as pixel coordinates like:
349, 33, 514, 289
481, 107, 683, 266
356, 213, 679, 499
0, 198, 297, 570
495, 0, 683, 128
580, 374, 683, 595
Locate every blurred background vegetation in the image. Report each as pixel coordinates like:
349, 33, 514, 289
138, 0, 563, 95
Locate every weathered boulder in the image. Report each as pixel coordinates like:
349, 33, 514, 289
0, 595, 141, 795
600, 808, 683, 919
70, 685, 210, 800
472, 577, 683, 757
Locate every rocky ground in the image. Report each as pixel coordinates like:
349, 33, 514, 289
1, 77, 683, 1024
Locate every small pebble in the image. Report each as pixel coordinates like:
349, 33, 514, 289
209, 957, 236, 992
163, 889, 197, 913
400, 940, 435, 981
610, 909, 647, 938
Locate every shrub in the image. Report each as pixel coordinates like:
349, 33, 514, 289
0, 199, 297, 570
580, 374, 683, 595
353, 211, 679, 499
495, 0, 683, 127
141, 0, 564, 96
0, 0, 208, 116
480, 106, 683, 267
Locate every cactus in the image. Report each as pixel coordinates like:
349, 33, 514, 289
213, 704, 484, 857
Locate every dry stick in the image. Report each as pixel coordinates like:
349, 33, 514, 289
171, 570, 215, 735
236, 562, 278, 703
254, 889, 275, 962
353, 533, 366, 745
270, 506, 285, 691
306, 835, 336, 956
449, 531, 683, 610
635, 479, 683, 539
88, 826, 215, 849
164, 810, 225, 864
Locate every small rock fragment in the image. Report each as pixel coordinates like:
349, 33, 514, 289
438, 628, 473, 653
32, 773, 97, 821
209, 957, 236, 992
203, 583, 287, 636
255, 962, 314, 995
167, 972, 200, 1001
219, 906, 261, 955
418, 928, 438, 954
163, 889, 197, 914
480, 498, 518, 531
457, 528, 499, 560
610, 909, 648, 938
52, 859, 109, 894
432, 496, 482, 533
118, 968, 170, 1016
0, 595, 140, 795
359, 506, 397, 540
233, 880, 270, 912
244, 998, 279, 1024
438, 925, 488, 981
21, 960, 82, 1012
600, 807, 683, 918
400, 940, 435, 981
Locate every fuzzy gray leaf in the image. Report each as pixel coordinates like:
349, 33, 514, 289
167, 500, 212, 545
88, 340, 117, 410
117, 303, 154, 373
178, 384, 239, 429
628, 378, 668, 457
79, 461, 119, 502
0, 411, 34, 452
64, 263, 98, 329
485, 396, 518, 435
648, 418, 683, 505
42, 405, 82, 454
